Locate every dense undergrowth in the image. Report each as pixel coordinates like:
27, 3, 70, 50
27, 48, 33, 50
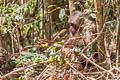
0, 0, 120, 80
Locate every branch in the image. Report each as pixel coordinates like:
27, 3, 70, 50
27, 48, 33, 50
78, 23, 115, 77
0, 60, 48, 80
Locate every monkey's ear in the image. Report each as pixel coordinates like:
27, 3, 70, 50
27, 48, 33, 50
81, 14, 86, 19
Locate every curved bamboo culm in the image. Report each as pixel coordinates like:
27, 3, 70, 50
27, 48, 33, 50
68, 0, 76, 14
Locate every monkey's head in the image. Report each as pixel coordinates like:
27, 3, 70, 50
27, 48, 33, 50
68, 10, 85, 35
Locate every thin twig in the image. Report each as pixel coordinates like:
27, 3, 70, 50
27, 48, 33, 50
0, 61, 48, 80
78, 23, 116, 78
83, 72, 103, 75
96, 72, 105, 80
81, 22, 106, 53
81, 53, 107, 71
37, 64, 51, 80
106, 72, 110, 80
104, 34, 112, 69
69, 64, 88, 80
113, 66, 120, 72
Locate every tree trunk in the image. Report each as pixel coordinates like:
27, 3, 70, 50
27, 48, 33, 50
43, 0, 52, 40
116, 0, 120, 67
94, 0, 105, 60
43, 0, 62, 40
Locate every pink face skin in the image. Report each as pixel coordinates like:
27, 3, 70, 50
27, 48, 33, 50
68, 10, 85, 35
69, 26, 76, 34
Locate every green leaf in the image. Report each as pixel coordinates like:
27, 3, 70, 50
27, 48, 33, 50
87, 0, 92, 7
40, 43, 48, 47
19, 76, 22, 80
59, 59, 64, 65
0, 8, 2, 13
74, 1, 80, 5
0, 26, 2, 30
2, 17, 7, 24
21, 51, 33, 58
30, 48, 37, 52
8, 9, 12, 13
90, 13, 96, 19
35, 59, 40, 63
86, 46, 91, 57
84, 9, 92, 14
49, 57, 54, 63
32, 0, 35, 3
56, 41, 64, 44
104, 8, 110, 15
51, 46, 56, 50
59, 9, 65, 21
23, 26, 30, 34
48, 5, 56, 8
106, 20, 116, 28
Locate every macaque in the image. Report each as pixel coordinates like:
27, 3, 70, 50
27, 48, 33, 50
65, 10, 97, 70
68, 10, 85, 37
64, 10, 85, 47
66, 10, 96, 46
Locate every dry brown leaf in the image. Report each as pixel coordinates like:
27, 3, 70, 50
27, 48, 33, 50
48, 76, 59, 80
64, 73, 69, 80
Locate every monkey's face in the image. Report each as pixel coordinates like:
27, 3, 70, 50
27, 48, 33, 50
68, 10, 85, 35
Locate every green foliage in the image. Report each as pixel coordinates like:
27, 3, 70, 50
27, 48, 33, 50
48, 50, 65, 65
15, 50, 47, 66
84, 0, 96, 19
43, 42, 65, 65
44, 40, 92, 66
23, 25, 30, 34
104, 8, 110, 15
0, 0, 118, 79
106, 20, 116, 28
90, 13, 96, 19
74, 1, 80, 5
86, 46, 91, 57
56, 41, 64, 44
19, 76, 22, 80
59, 9, 65, 21
48, 5, 56, 8
0, 0, 44, 50
14, 49, 48, 77
85, 0, 94, 8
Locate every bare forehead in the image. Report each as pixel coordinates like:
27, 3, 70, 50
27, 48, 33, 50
71, 11, 83, 17
68, 10, 83, 23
